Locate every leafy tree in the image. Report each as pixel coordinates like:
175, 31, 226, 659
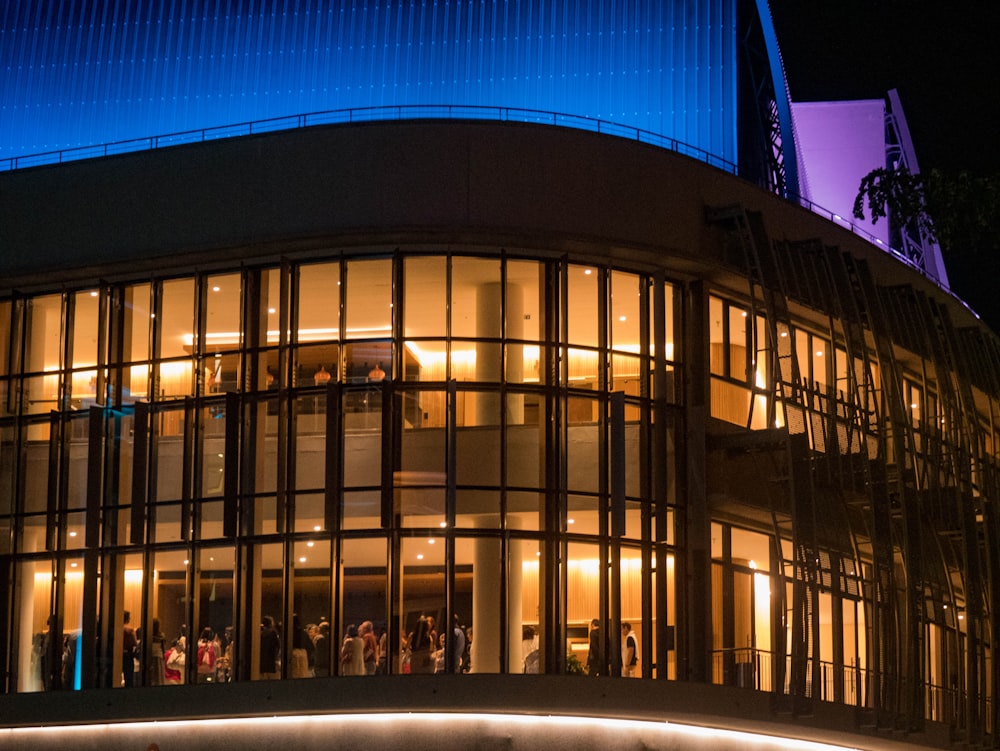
853, 166, 1000, 257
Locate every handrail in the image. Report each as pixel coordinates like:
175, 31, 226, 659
0, 102, 953, 295
0, 103, 737, 175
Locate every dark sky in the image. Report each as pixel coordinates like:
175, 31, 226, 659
769, 2, 1000, 175
769, 1, 1000, 330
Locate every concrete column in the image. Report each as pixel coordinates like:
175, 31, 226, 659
470, 515, 523, 674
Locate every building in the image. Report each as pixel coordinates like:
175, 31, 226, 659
1, 2, 998, 750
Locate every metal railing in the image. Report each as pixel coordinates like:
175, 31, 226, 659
0, 104, 738, 176
711, 647, 983, 731
0, 103, 956, 296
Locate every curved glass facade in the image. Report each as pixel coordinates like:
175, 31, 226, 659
0, 238, 997, 743
0, 250, 679, 689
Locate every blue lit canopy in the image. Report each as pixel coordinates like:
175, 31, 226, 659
1, 1, 739, 164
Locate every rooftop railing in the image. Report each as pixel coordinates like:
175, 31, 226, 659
0, 104, 738, 175
0, 103, 954, 298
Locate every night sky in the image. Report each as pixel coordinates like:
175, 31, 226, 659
770, 2, 1000, 330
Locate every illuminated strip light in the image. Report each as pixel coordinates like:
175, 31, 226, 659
2, 711, 865, 751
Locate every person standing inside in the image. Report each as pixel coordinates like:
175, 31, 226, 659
621, 622, 638, 678
340, 624, 364, 676
148, 618, 167, 686
260, 616, 281, 679
313, 622, 331, 677
122, 611, 138, 687
360, 621, 378, 675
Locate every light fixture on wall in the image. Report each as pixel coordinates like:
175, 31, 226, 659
314, 364, 331, 385
368, 362, 385, 381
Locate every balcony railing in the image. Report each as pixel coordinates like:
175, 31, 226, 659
711, 647, 974, 730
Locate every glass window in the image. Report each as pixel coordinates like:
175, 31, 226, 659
22, 420, 50, 514
204, 274, 242, 354
506, 396, 543, 489
159, 279, 195, 361
611, 271, 641, 354
400, 536, 444, 675
506, 260, 542, 342
194, 546, 235, 683
456, 395, 500, 485
0, 299, 11, 377
291, 537, 331, 677
293, 492, 325, 534
71, 289, 101, 369
123, 283, 152, 365
727, 304, 749, 381
456, 341, 500, 384
0, 424, 16, 534
709, 296, 725, 377
451, 257, 501, 339
151, 549, 190, 684
345, 259, 392, 340
154, 406, 186, 502
403, 340, 447, 382
341, 537, 387, 672
567, 264, 598, 348
297, 261, 341, 344
812, 336, 828, 390
199, 403, 227, 500
344, 342, 390, 384
25, 294, 62, 375
403, 256, 447, 338
259, 266, 283, 347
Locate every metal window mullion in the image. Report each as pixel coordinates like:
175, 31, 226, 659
181, 397, 195, 541
130, 402, 150, 546
45, 411, 61, 552
8, 298, 25, 416
445, 378, 457, 672
651, 273, 668, 680
88, 405, 106, 549
224, 391, 240, 538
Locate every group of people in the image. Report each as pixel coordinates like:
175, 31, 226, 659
114, 611, 478, 684
338, 620, 382, 676
121, 615, 235, 687
402, 613, 469, 674
587, 618, 639, 678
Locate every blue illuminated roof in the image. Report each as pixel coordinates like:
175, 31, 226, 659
1, 1, 738, 164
